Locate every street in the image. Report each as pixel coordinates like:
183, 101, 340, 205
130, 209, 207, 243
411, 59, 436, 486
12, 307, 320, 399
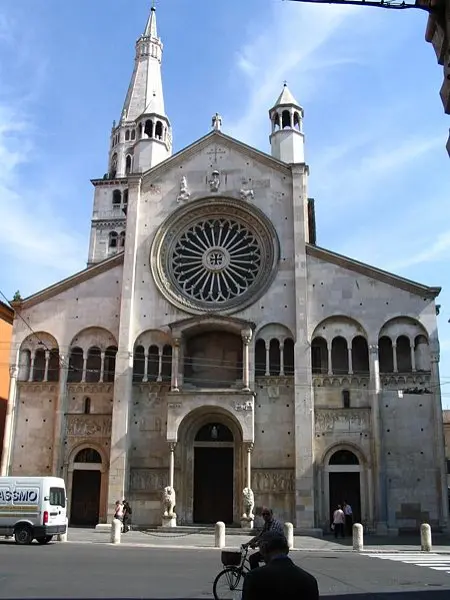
0, 538, 450, 599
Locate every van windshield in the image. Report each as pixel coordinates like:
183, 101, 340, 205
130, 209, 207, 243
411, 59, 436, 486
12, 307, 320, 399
50, 487, 66, 508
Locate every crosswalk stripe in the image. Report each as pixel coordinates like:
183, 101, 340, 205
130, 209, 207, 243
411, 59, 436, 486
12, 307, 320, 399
364, 553, 450, 576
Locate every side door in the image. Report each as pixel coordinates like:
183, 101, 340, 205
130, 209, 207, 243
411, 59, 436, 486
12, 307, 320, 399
48, 486, 67, 527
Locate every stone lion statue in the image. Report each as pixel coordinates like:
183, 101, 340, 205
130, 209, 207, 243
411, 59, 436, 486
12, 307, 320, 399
242, 487, 255, 520
162, 486, 176, 518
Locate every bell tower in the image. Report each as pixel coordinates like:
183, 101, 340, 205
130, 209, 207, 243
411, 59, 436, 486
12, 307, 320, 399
269, 84, 305, 164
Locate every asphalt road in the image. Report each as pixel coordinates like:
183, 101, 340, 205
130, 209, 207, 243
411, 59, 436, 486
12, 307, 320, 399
0, 539, 450, 599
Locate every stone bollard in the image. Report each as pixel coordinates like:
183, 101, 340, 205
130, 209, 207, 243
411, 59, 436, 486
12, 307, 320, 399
111, 518, 122, 544
421, 523, 432, 552
215, 521, 225, 548
57, 519, 68, 543
352, 523, 364, 551
284, 522, 294, 549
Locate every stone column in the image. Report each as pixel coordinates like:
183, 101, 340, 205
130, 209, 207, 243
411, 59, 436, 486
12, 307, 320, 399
265, 342, 270, 376
100, 351, 105, 383
0, 366, 18, 476
44, 350, 50, 382
169, 442, 176, 488
28, 353, 35, 382
280, 342, 285, 376
143, 349, 149, 383
82, 353, 87, 383
157, 348, 163, 382
369, 343, 387, 533
410, 343, 416, 372
327, 345, 333, 375
52, 348, 69, 476
348, 346, 353, 375
241, 328, 252, 391
241, 442, 254, 528
430, 348, 449, 529
162, 442, 177, 528
171, 338, 180, 392
392, 344, 397, 373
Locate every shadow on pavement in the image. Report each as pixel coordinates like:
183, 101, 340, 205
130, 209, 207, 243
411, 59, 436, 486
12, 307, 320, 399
47, 591, 450, 599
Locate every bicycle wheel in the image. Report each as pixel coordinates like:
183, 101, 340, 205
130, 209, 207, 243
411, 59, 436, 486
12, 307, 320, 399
213, 567, 244, 600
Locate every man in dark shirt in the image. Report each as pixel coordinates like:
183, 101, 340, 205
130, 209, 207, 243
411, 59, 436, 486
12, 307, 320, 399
242, 532, 319, 600
243, 507, 284, 570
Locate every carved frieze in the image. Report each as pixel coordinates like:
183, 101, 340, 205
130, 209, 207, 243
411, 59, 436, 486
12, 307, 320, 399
19, 383, 57, 393
139, 416, 162, 432
312, 375, 369, 388
130, 468, 168, 492
67, 383, 113, 394
67, 414, 112, 438
252, 469, 295, 493
314, 408, 371, 433
234, 400, 253, 412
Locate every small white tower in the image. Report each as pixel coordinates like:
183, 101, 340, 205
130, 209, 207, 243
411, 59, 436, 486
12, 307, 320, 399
269, 84, 305, 164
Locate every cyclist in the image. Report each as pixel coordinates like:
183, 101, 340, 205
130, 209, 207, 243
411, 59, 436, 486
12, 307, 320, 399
242, 507, 284, 570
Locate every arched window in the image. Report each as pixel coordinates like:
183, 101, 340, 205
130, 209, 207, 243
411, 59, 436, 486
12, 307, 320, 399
329, 450, 359, 465
84, 397, 91, 414
104, 346, 117, 383
123, 189, 129, 205
311, 337, 327, 374
284, 338, 295, 375
269, 339, 280, 376
131, 129, 136, 141
133, 346, 145, 382
144, 119, 153, 138
119, 231, 126, 248
110, 153, 118, 178
33, 349, 46, 382
67, 347, 83, 383
293, 111, 301, 130
18, 349, 31, 381
125, 155, 132, 174
86, 347, 101, 383
74, 448, 102, 463
155, 121, 163, 139
109, 231, 118, 248
48, 349, 60, 382
161, 345, 172, 382
273, 113, 280, 132
379, 336, 394, 373
255, 339, 266, 377
396, 335, 412, 372
125, 130, 130, 141
281, 110, 291, 129
331, 337, 349, 375
112, 190, 122, 205
352, 336, 369, 373
148, 345, 159, 381
415, 335, 430, 371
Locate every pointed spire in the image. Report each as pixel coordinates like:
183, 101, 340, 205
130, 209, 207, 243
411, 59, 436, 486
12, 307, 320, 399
144, 2, 158, 38
273, 82, 300, 108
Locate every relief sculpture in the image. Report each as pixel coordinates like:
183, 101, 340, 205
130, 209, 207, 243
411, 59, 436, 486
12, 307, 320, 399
315, 409, 370, 433
130, 468, 168, 492
251, 469, 295, 493
67, 415, 112, 438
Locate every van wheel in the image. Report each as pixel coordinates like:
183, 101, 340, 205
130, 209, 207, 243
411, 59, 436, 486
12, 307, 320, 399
36, 536, 53, 545
14, 526, 33, 545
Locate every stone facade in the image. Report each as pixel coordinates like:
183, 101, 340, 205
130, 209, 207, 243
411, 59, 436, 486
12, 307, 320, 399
1, 7, 448, 533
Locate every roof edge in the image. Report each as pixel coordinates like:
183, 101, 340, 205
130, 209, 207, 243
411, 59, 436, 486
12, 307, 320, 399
306, 244, 441, 299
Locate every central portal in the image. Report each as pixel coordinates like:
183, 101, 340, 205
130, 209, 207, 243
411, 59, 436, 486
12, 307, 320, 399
193, 423, 234, 524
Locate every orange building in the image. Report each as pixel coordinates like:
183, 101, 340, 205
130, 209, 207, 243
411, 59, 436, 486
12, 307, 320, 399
0, 300, 14, 466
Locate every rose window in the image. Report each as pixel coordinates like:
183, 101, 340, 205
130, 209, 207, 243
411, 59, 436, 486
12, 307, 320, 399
151, 198, 279, 314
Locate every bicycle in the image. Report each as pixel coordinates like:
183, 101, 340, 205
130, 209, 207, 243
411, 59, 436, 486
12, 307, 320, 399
213, 544, 251, 599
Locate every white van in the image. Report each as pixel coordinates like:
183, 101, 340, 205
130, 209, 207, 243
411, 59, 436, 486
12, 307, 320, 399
0, 476, 67, 544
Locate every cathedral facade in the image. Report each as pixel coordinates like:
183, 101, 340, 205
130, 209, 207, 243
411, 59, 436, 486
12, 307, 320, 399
1, 7, 448, 533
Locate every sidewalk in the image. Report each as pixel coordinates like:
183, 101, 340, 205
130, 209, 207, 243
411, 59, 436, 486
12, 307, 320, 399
65, 527, 450, 553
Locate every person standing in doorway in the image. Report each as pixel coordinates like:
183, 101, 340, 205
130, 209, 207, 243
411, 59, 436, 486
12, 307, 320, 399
123, 500, 132, 533
332, 505, 345, 539
343, 501, 353, 537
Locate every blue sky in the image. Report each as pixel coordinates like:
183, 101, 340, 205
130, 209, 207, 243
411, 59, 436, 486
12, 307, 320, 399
0, 0, 449, 404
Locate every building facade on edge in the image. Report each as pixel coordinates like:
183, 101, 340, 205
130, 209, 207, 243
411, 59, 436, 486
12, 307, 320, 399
1, 7, 448, 533
0, 300, 13, 467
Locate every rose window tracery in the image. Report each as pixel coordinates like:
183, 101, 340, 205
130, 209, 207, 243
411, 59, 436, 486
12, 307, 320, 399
151, 199, 279, 314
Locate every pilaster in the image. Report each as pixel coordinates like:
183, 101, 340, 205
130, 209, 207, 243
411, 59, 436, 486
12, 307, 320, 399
51, 347, 69, 476
0, 365, 18, 475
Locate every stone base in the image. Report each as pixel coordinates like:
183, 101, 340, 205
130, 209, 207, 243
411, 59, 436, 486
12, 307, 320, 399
95, 523, 111, 532
240, 517, 254, 529
375, 522, 389, 536
162, 515, 177, 528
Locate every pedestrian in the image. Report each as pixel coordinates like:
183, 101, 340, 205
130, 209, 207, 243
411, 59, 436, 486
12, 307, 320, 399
241, 531, 319, 600
123, 500, 132, 533
332, 504, 345, 539
343, 501, 353, 536
113, 500, 124, 527
243, 507, 284, 570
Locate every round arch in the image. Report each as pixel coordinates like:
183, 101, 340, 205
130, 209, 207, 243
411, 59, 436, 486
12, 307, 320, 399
175, 406, 244, 525
311, 315, 368, 343
321, 442, 368, 468
69, 326, 118, 352
66, 442, 109, 527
